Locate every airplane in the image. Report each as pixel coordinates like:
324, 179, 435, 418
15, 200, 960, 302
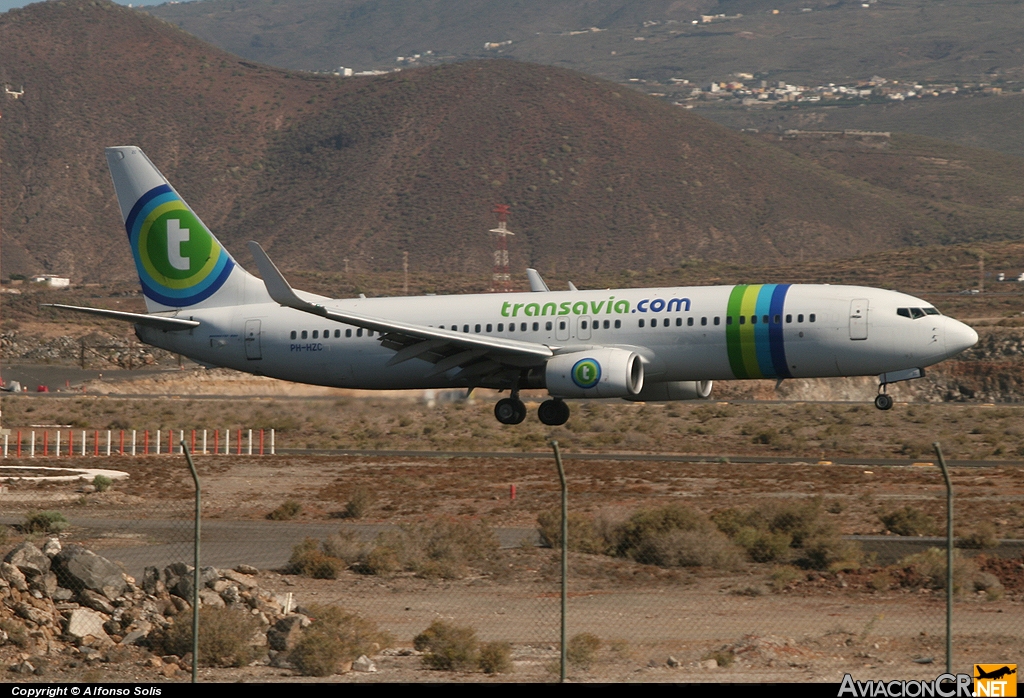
46, 147, 979, 426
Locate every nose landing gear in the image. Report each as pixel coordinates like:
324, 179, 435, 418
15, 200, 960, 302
874, 367, 925, 411
874, 392, 894, 411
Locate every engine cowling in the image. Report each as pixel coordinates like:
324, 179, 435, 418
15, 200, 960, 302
623, 380, 713, 402
545, 349, 644, 398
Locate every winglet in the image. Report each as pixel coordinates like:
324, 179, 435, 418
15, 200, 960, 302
526, 268, 550, 292
248, 241, 327, 317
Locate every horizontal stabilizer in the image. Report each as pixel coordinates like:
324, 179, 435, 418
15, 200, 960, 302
42, 304, 200, 330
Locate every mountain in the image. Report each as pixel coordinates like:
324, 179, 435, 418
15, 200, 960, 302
0, 0, 1018, 285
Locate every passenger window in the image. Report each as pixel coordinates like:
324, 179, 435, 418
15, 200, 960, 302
601, 320, 608, 329
786, 314, 792, 323
345, 329, 352, 337
520, 323, 527, 331
639, 319, 645, 328
312, 330, 318, 339
750, 316, 757, 325
462, 325, 468, 333
809, 314, 816, 323
486, 324, 492, 332
533, 322, 539, 331
676, 318, 682, 327
559, 321, 567, 330
701, 317, 707, 326
334, 330, 340, 338
739, 316, 746, 325
687, 317, 694, 326
290, 331, 296, 339
368, 331, 374, 337
763, 315, 770, 324
797, 314, 804, 323
324, 329, 330, 337
475, 324, 481, 333
301, 330, 308, 339
614, 320, 621, 329
497, 323, 503, 331
663, 318, 670, 327
727, 316, 733, 325
713, 317, 719, 325
356, 329, 363, 337
581, 321, 588, 330
547, 321, 554, 330
509, 323, 515, 332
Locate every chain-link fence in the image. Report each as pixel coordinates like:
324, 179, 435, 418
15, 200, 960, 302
0, 447, 1019, 682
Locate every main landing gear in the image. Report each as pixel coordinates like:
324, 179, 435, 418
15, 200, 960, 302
494, 393, 571, 426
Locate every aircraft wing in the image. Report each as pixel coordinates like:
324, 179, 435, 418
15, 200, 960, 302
42, 304, 200, 331
248, 242, 554, 386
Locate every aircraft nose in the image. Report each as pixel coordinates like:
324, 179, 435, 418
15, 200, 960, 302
945, 317, 978, 357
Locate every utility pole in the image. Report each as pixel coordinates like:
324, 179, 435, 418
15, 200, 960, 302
488, 204, 514, 292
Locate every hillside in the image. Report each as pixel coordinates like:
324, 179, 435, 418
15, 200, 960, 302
0, 0, 1020, 284
147, 0, 1024, 85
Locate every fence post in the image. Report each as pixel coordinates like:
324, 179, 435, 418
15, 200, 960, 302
56, 431, 61, 458
17, 431, 22, 458
169, 429, 173, 455
181, 441, 201, 686
30, 431, 35, 458
933, 442, 954, 676
132, 430, 137, 456
270, 429, 275, 455
259, 429, 264, 456
247, 429, 252, 456
236, 429, 241, 456
106, 430, 111, 457
156, 430, 161, 456
551, 440, 567, 684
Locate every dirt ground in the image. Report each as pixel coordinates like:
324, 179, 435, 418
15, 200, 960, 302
0, 448, 1020, 683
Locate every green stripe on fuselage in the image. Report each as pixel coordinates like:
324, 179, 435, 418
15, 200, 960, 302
726, 286, 747, 378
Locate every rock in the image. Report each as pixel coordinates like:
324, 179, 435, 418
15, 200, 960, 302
160, 663, 179, 678
667, 656, 681, 668
10, 660, 34, 675
267, 615, 307, 651
141, 567, 165, 596
1, 563, 29, 592
29, 572, 58, 598
352, 655, 376, 673
64, 609, 111, 644
219, 585, 240, 606
235, 564, 259, 576
78, 590, 115, 615
221, 569, 255, 588
700, 658, 718, 669
15, 602, 53, 626
42, 538, 62, 558
198, 589, 225, 607
52, 546, 126, 599
119, 629, 147, 646
4, 543, 50, 578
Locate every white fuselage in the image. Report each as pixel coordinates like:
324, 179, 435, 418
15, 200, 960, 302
137, 283, 977, 392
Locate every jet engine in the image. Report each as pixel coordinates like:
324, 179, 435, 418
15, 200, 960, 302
623, 380, 713, 402
545, 349, 644, 398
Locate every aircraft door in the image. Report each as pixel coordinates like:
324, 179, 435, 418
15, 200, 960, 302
556, 316, 570, 341
577, 316, 592, 341
849, 299, 868, 341
244, 319, 262, 359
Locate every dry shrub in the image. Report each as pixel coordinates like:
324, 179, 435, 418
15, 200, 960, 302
897, 548, 999, 596
479, 641, 513, 674
769, 565, 802, 592
321, 529, 366, 564
611, 504, 742, 569
566, 632, 601, 669
288, 538, 345, 579
267, 500, 302, 521
290, 605, 391, 677
341, 488, 374, 519
958, 522, 999, 549
414, 620, 479, 671
23, 510, 68, 534
363, 518, 500, 579
163, 607, 259, 667
0, 618, 29, 648
536, 509, 611, 554
880, 506, 936, 536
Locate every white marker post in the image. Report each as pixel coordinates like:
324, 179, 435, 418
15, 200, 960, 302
30, 431, 35, 458
106, 431, 111, 457
132, 431, 137, 456
156, 430, 161, 456
247, 429, 252, 456
179, 430, 184, 454
270, 429, 275, 455
81, 431, 86, 456
202, 430, 207, 455
56, 431, 61, 458
225, 429, 230, 455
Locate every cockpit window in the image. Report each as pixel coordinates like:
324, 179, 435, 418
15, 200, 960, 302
898, 307, 939, 319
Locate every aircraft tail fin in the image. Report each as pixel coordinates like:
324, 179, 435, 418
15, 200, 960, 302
106, 146, 260, 311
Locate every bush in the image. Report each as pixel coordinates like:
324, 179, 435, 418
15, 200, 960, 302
712, 500, 851, 568
899, 548, 980, 595
536, 509, 610, 554
414, 620, 479, 671
0, 618, 29, 648
268, 500, 302, 521
958, 522, 999, 549
341, 488, 374, 519
478, 641, 513, 674
162, 607, 259, 667
566, 632, 601, 669
363, 518, 500, 579
288, 538, 346, 579
613, 504, 741, 569
92, 475, 112, 492
23, 510, 68, 534
290, 604, 391, 677
321, 529, 366, 564
769, 565, 802, 592
880, 507, 936, 536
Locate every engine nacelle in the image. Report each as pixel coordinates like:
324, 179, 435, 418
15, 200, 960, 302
545, 349, 644, 398
623, 380, 713, 402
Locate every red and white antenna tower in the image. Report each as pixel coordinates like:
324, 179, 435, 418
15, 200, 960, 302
488, 204, 514, 292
